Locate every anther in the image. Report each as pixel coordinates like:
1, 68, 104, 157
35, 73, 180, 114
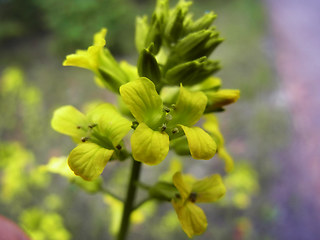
163, 106, 170, 113
81, 137, 89, 142
88, 123, 97, 129
77, 126, 81, 129
131, 121, 139, 130
116, 145, 122, 150
189, 192, 197, 203
172, 128, 179, 134
160, 124, 167, 132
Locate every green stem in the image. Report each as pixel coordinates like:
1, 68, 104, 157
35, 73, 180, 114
117, 158, 142, 240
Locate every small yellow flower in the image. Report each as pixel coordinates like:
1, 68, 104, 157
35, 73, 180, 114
172, 172, 226, 238
63, 28, 107, 73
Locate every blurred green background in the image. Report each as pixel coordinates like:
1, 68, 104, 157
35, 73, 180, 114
0, 0, 296, 239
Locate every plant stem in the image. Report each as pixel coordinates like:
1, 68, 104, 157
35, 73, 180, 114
117, 158, 142, 240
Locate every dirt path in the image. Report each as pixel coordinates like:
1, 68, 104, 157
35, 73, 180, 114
265, 0, 320, 239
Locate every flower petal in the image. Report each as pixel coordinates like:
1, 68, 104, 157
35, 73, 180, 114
172, 200, 207, 238
179, 125, 216, 160
131, 123, 169, 165
93, 28, 107, 46
192, 174, 226, 203
87, 104, 131, 147
205, 89, 240, 113
120, 77, 164, 129
51, 105, 89, 140
218, 147, 234, 173
171, 85, 207, 127
172, 172, 191, 200
68, 143, 113, 181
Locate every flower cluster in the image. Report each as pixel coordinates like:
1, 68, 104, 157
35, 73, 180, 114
51, 0, 239, 238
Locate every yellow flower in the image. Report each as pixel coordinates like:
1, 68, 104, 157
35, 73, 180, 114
172, 172, 226, 238
62, 28, 131, 93
63, 28, 107, 72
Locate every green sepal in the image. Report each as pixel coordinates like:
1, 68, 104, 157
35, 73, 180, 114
149, 182, 178, 201
164, 0, 191, 43
186, 11, 216, 33
188, 77, 221, 92
165, 29, 222, 69
165, 57, 220, 86
120, 61, 139, 82
138, 45, 161, 85
71, 176, 103, 194
119, 77, 164, 129
145, 14, 162, 55
97, 49, 129, 93
135, 16, 150, 53
68, 143, 114, 181
170, 136, 190, 156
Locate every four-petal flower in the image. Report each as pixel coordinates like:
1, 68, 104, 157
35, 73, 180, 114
120, 77, 217, 165
51, 103, 131, 180
172, 172, 226, 238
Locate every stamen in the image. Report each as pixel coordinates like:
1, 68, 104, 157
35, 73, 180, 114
189, 192, 197, 203
116, 145, 122, 150
88, 123, 97, 129
172, 127, 179, 134
81, 137, 90, 142
163, 106, 170, 113
160, 124, 167, 132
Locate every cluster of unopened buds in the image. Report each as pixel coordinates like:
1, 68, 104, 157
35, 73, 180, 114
51, 0, 239, 238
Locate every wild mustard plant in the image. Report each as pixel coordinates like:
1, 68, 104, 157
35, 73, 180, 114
51, 0, 239, 238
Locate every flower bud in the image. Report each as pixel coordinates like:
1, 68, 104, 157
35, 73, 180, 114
205, 89, 240, 113
164, 0, 191, 42
186, 11, 217, 33
165, 57, 220, 86
165, 29, 223, 69
138, 45, 161, 85
144, 14, 162, 55
135, 16, 149, 53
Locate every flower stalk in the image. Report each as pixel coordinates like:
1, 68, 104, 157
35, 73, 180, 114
117, 158, 142, 240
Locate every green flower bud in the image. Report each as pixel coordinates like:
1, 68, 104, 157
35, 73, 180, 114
138, 45, 161, 85
145, 14, 162, 55
164, 0, 192, 43
135, 16, 149, 53
165, 56, 220, 86
186, 11, 217, 33
165, 29, 223, 69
